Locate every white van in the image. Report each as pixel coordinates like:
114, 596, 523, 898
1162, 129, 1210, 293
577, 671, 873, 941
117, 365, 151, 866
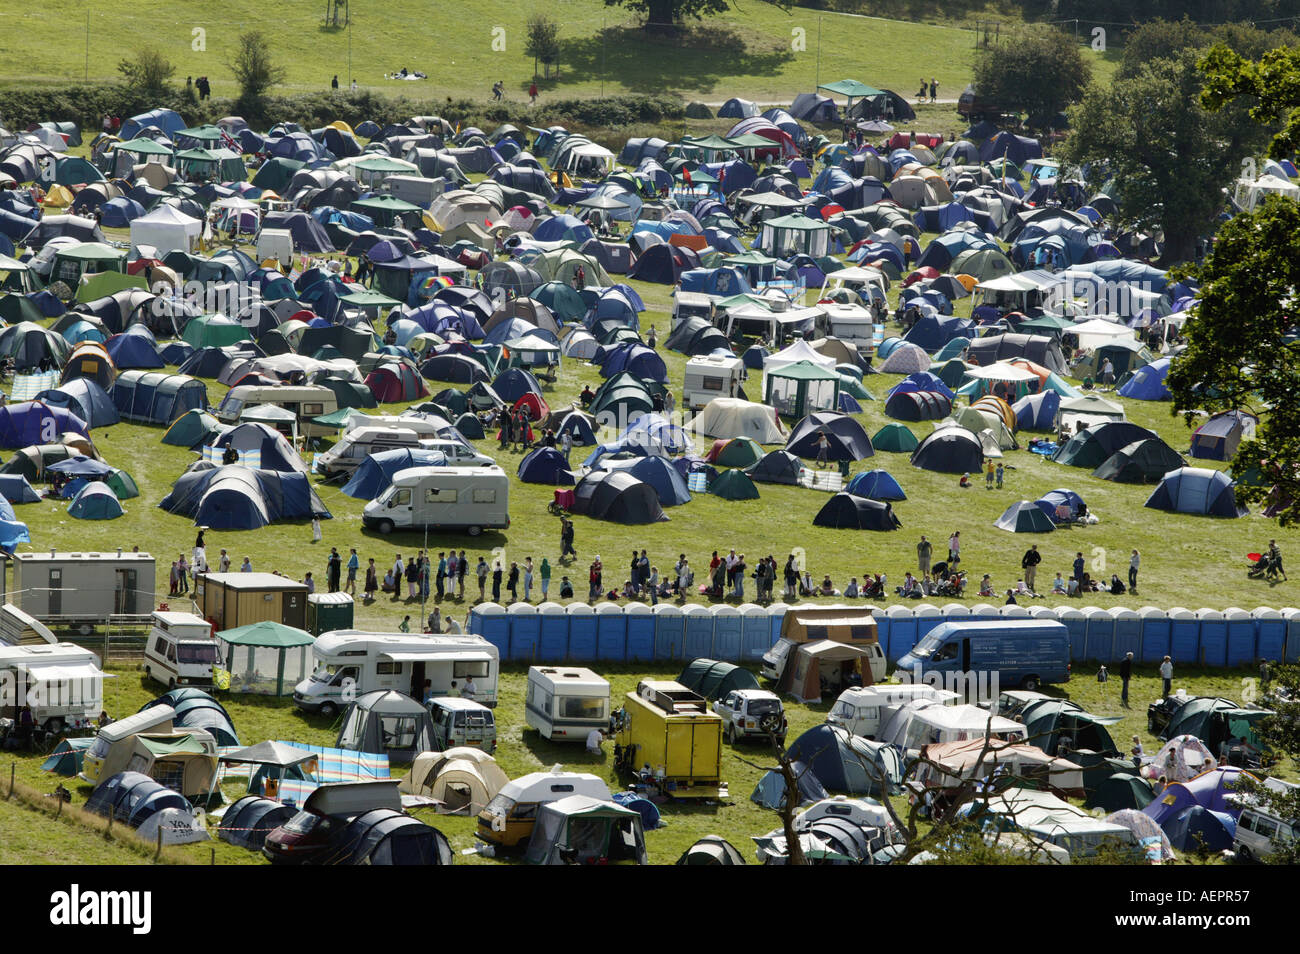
293, 630, 499, 717
0, 642, 110, 733
81, 705, 176, 784
362, 465, 508, 536
256, 228, 294, 267
385, 174, 447, 207
828, 684, 960, 740
216, 384, 338, 438
879, 701, 1027, 758
343, 414, 445, 439
525, 666, 611, 742
821, 302, 878, 347
316, 426, 442, 479
683, 354, 745, 411
671, 291, 716, 324
427, 696, 497, 752
143, 612, 218, 690
1235, 805, 1296, 861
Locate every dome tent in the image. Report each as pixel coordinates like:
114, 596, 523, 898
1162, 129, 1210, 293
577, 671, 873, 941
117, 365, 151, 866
336, 689, 435, 763
676, 835, 747, 865
813, 492, 901, 530
67, 480, 124, 519
595, 455, 691, 506
572, 470, 667, 524
872, 422, 919, 453
517, 447, 576, 486
746, 449, 804, 485
1092, 438, 1185, 483
710, 468, 760, 501
785, 411, 873, 461
1145, 468, 1246, 517
342, 448, 449, 499
1052, 421, 1158, 469
994, 500, 1056, 533
910, 425, 983, 473
845, 469, 905, 500
1190, 410, 1257, 462
400, 748, 510, 814
687, 398, 786, 444
705, 437, 764, 469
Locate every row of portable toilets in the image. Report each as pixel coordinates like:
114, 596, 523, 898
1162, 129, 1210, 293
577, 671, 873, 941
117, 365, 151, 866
466, 602, 1300, 668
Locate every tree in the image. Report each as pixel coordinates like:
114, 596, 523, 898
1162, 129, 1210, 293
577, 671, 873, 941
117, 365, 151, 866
227, 31, 287, 108
1165, 196, 1300, 525
603, 0, 789, 33
1201, 41, 1300, 160
971, 25, 1091, 124
1232, 663, 1300, 863
117, 46, 175, 97
1057, 49, 1270, 264
525, 14, 562, 79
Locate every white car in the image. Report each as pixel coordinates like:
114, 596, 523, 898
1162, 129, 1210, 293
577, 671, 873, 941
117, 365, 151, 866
713, 689, 786, 745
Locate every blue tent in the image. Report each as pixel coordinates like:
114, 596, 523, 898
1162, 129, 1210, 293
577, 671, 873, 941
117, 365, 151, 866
557, 411, 597, 446
111, 371, 209, 424
902, 314, 975, 353
0, 474, 41, 503
213, 423, 305, 474
910, 426, 983, 473
995, 499, 1056, 533
99, 197, 146, 228
85, 771, 190, 828
68, 481, 124, 520
1145, 467, 1246, 517
1117, 357, 1171, 400
0, 400, 89, 449
598, 343, 667, 383
419, 354, 490, 385
845, 469, 905, 500
106, 326, 165, 370
0, 495, 31, 550
120, 109, 186, 141
1034, 488, 1086, 523
783, 724, 901, 796
517, 447, 575, 486
1013, 390, 1060, 431
1164, 806, 1236, 854
47, 455, 113, 479
341, 449, 449, 500
159, 465, 330, 529
36, 378, 120, 428
887, 372, 956, 402
1190, 410, 1257, 462
491, 367, 543, 404
596, 455, 691, 506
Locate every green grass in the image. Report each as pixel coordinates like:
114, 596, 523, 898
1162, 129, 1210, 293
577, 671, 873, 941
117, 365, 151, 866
0, 0, 1119, 104
0, 791, 160, 864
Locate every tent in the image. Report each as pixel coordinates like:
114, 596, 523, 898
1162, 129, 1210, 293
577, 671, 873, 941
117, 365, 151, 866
813, 492, 901, 530
910, 425, 984, 473
966, 333, 1067, 375
159, 464, 330, 529
0, 321, 71, 371
112, 370, 208, 424
130, 205, 202, 255
162, 408, 220, 448
340, 447, 452, 499
751, 760, 831, 810
524, 794, 648, 865
85, 771, 192, 829
1165, 806, 1237, 854
677, 659, 760, 700
676, 835, 747, 865
995, 499, 1056, 533
746, 449, 804, 485
0, 473, 41, 503
710, 468, 760, 500
0, 400, 89, 449
1190, 410, 1257, 461
1092, 438, 1186, 483
41, 737, 94, 776
140, 689, 240, 747
365, 362, 427, 403
872, 422, 919, 453
1142, 767, 1252, 827
784, 724, 903, 796
1117, 357, 1171, 401
786, 411, 873, 460
1161, 699, 1270, 752
1088, 773, 1155, 813
333, 809, 454, 865
218, 795, 296, 850
885, 389, 952, 422
878, 342, 932, 374
1052, 422, 1158, 468
35, 378, 119, 429
705, 437, 764, 469
0, 495, 31, 549
1018, 699, 1117, 756
67, 481, 123, 519
765, 361, 840, 420
1033, 488, 1086, 524
845, 469, 905, 500
218, 620, 315, 696
517, 447, 576, 486
336, 689, 435, 763
399, 748, 510, 814
687, 398, 786, 444
1012, 390, 1060, 431
572, 470, 667, 524
1145, 468, 1246, 518
596, 455, 691, 506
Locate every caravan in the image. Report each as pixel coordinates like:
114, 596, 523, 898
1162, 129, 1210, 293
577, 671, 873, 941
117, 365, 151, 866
81, 705, 177, 784
362, 466, 509, 536
0, 642, 110, 733
142, 611, 218, 690
827, 683, 959, 740
293, 631, 499, 717
216, 384, 338, 438
682, 354, 746, 411
476, 769, 612, 851
524, 666, 611, 742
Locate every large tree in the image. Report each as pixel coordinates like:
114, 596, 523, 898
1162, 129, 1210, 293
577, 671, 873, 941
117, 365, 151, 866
603, 0, 788, 32
1165, 196, 1300, 526
1202, 41, 1300, 159
1057, 49, 1269, 264
971, 25, 1091, 125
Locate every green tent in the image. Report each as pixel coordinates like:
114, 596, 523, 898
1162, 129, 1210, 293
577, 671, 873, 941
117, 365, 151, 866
765, 360, 840, 420
75, 270, 146, 303
950, 247, 1015, 281
1019, 699, 1120, 756
51, 243, 127, 289
338, 286, 402, 309
1162, 697, 1272, 753
710, 468, 760, 501
871, 423, 919, 453
351, 194, 424, 228
116, 137, 175, 158
176, 124, 226, 146
837, 373, 874, 401
1085, 772, 1154, 813
1019, 314, 1076, 334
217, 620, 315, 696
105, 468, 139, 500
161, 408, 220, 448
676, 658, 760, 701
182, 314, 252, 349
251, 157, 305, 193
712, 437, 763, 469
311, 406, 363, 429
41, 736, 94, 776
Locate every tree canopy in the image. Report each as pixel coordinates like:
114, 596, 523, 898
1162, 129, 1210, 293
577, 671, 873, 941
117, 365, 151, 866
603, 0, 789, 31
1202, 42, 1300, 159
971, 25, 1091, 125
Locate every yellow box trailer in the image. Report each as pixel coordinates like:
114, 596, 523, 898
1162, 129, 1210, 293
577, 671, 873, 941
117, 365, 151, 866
613, 680, 725, 799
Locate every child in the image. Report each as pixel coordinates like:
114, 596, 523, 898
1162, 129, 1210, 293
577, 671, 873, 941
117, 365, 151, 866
995, 462, 1004, 489
985, 459, 995, 489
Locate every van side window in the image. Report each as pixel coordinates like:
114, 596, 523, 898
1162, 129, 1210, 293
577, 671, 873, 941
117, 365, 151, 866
472, 488, 496, 503
376, 661, 402, 675
933, 642, 959, 662
425, 488, 458, 503
1255, 815, 1279, 839
153, 637, 167, 655
303, 404, 324, 416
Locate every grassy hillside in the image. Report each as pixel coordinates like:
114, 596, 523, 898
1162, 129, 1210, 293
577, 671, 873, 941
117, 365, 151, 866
1, 1, 1118, 104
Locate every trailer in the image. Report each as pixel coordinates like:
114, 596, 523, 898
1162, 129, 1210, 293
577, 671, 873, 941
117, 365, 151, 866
195, 572, 310, 632
10, 550, 156, 633
613, 679, 725, 799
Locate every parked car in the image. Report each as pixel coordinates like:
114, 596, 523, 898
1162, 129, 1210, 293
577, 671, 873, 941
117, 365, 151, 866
713, 688, 786, 745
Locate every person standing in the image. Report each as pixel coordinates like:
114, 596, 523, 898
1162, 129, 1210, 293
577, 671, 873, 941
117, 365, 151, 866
917, 535, 932, 577
995, 462, 1004, 489
346, 548, 359, 595
406, 557, 420, 600
392, 554, 405, 599
948, 531, 961, 567
529, 81, 538, 104
985, 459, 995, 489
560, 517, 576, 560
815, 432, 830, 468
457, 550, 468, 599
331, 74, 339, 90
1021, 544, 1041, 594
1119, 651, 1133, 708
398, 615, 411, 633
561, 428, 573, 462
492, 561, 503, 602
241, 556, 253, 573
523, 557, 534, 602
540, 557, 552, 599
732, 553, 746, 599
364, 558, 378, 602
929, 77, 938, 103
177, 554, 190, 594
477, 556, 489, 602
312, 514, 323, 543
327, 547, 342, 592
1129, 549, 1140, 594
1159, 655, 1173, 698
1072, 551, 1085, 587
218, 549, 231, 573
435, 551, 447, 601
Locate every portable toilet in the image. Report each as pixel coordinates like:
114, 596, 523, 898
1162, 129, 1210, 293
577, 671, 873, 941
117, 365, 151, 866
1111, 607, 1141, 662
968, 603, 998, 620
767, 602, 790, 644
739, 603, 769, 661
652, 603, 685, 659
1253, 607, 1285, 662
1195, 608, 1226, 666
1223, 607, 1255, 666
914, 603, 943, 641
1283, 608, 1300, 663
1030, 605, 1058, 622
711, 604, 742, 660
885, 604, 916, 660
683, 604, 713, 658
507, 601, 540, 660
1082, 606, 1113, 662
595, 602, 627, 660
870, 606, 889, 654
625, 603, 654, 660
305, 592, 354, 636
942, 603, 971, 620
1139, 606, 1171, 662
538, 601, 569, 659
567, 602, 597, 660
1000, 604, 1029, 619
1168, 607, 1198, 661
1056, 607, 1086, 661
475, 602, 509, 657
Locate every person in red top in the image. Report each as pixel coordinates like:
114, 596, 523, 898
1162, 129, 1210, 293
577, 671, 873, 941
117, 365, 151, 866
682, 166, 693, 188
529, 82, 538, 104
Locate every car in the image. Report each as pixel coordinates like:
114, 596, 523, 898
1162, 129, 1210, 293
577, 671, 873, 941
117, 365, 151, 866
262, 809, 346, 865
713, 688, 786, 745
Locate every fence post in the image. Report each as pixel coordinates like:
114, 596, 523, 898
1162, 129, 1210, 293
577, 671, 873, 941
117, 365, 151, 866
154, 824, 163, 860
7, 762, 13, 799
105, 812, 113, 840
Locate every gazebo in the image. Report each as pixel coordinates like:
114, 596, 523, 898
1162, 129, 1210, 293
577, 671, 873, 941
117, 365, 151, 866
217, 620, 315, 696
764, 360, 840, 419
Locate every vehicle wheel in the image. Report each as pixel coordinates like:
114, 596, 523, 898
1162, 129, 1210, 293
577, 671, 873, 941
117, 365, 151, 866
77, 623, 93, 637
319, 701, 338, 719
1021, 675, 1040, 691
467, 525, 482, 537
725, 725, 735, 744
376, 519, 394, 535
168, 678, 177, 690
1237, 845, 1253, 863
45, 717, 64, 735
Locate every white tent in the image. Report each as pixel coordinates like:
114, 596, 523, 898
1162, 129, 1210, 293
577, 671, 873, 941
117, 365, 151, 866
686, 397, 786, 443
762, 337, 838, 394
1069, 317, 1135, 351
130, 204, 202, 255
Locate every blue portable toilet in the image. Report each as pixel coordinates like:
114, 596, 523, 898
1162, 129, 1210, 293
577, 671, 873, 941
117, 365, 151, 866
1000, 604, 1030, 623
567, 603, 598, 660
595, 602, 628, 660
475, 603, 509, 658
1253, 607, 1285, 662
740, 604, 770, 661
870, 607, 889, 657
884, 605, 916, 661
538, 602, 569, 660
968, 603, 1000, 621
1224, 607, 1256, 666
1056, 607, 1087, 661
767, 602, 789, 644
1082, 607, 1114, 662
1139, 606, 1171, 662
1284, 608, 1300, 663
1168, 607, 1199, 661
711, 605, 742, 660
914, 603, 943, 641
625, 603, 654, 660
507, 602, 540, 660
653, 604, 685, 660
942, 602, 971, 622
1111, 608, 1141, 662
683, 605, 713, 658
1029, 606, 1059, 634
1196, 608, 1227, 666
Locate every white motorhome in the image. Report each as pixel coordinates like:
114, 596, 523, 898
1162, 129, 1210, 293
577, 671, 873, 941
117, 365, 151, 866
827, 684, 959, 740
878, 701, 1027, 758
820, 301, 879, 347
362, 466, 509, 536
142, 611, 218, 690
671, 291, 716, 325
524, 666, 611, 742
216, 384, 338, 438
343, 414, 445, 439
682, 354, 745, 411
316, 426, 440, 478
0, 642, 110, 733
256, 228, 294, 267
81, 705, 176, 784
293, 631, 499, 717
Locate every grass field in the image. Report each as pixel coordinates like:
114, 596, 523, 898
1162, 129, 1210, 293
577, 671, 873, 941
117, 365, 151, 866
0, 0, 1119, 104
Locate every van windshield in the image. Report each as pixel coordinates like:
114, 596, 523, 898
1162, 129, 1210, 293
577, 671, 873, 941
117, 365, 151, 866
177, 642, 218, 665
220, 397, 244, 416
911, 633, 943, 657
483, 793, 515, 816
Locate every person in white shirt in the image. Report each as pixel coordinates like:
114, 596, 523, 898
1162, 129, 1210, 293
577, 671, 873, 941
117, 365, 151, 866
445, 615, 463, 634
1159, 656, 1173, 698
586, 728, 604, 754
462, 675, 477, 700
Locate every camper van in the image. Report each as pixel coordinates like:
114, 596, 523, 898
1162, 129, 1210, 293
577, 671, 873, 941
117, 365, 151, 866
362, 465, 509, 536
0, 643, 108, 733
142, 611, 218, 690
879, 701, 1028, 759
671, 291, 716, 324
821, 302, 879, 348
256, 228, 294, 268
293, 631, 499, 717
81, 705, 176, 784
761, 605, 888, 685
476, 770, 612, 851
426, 696, 497, 752
894, 619, 1071, 692
1234, 805, 1297, 862
215, 384, 338, 438
682, 354, 745, 411
828, 684, 959, 740
385, 174, 448, 207
524, 666, 611, 742
316, 426, 440, 478
612, 680, 724, 799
